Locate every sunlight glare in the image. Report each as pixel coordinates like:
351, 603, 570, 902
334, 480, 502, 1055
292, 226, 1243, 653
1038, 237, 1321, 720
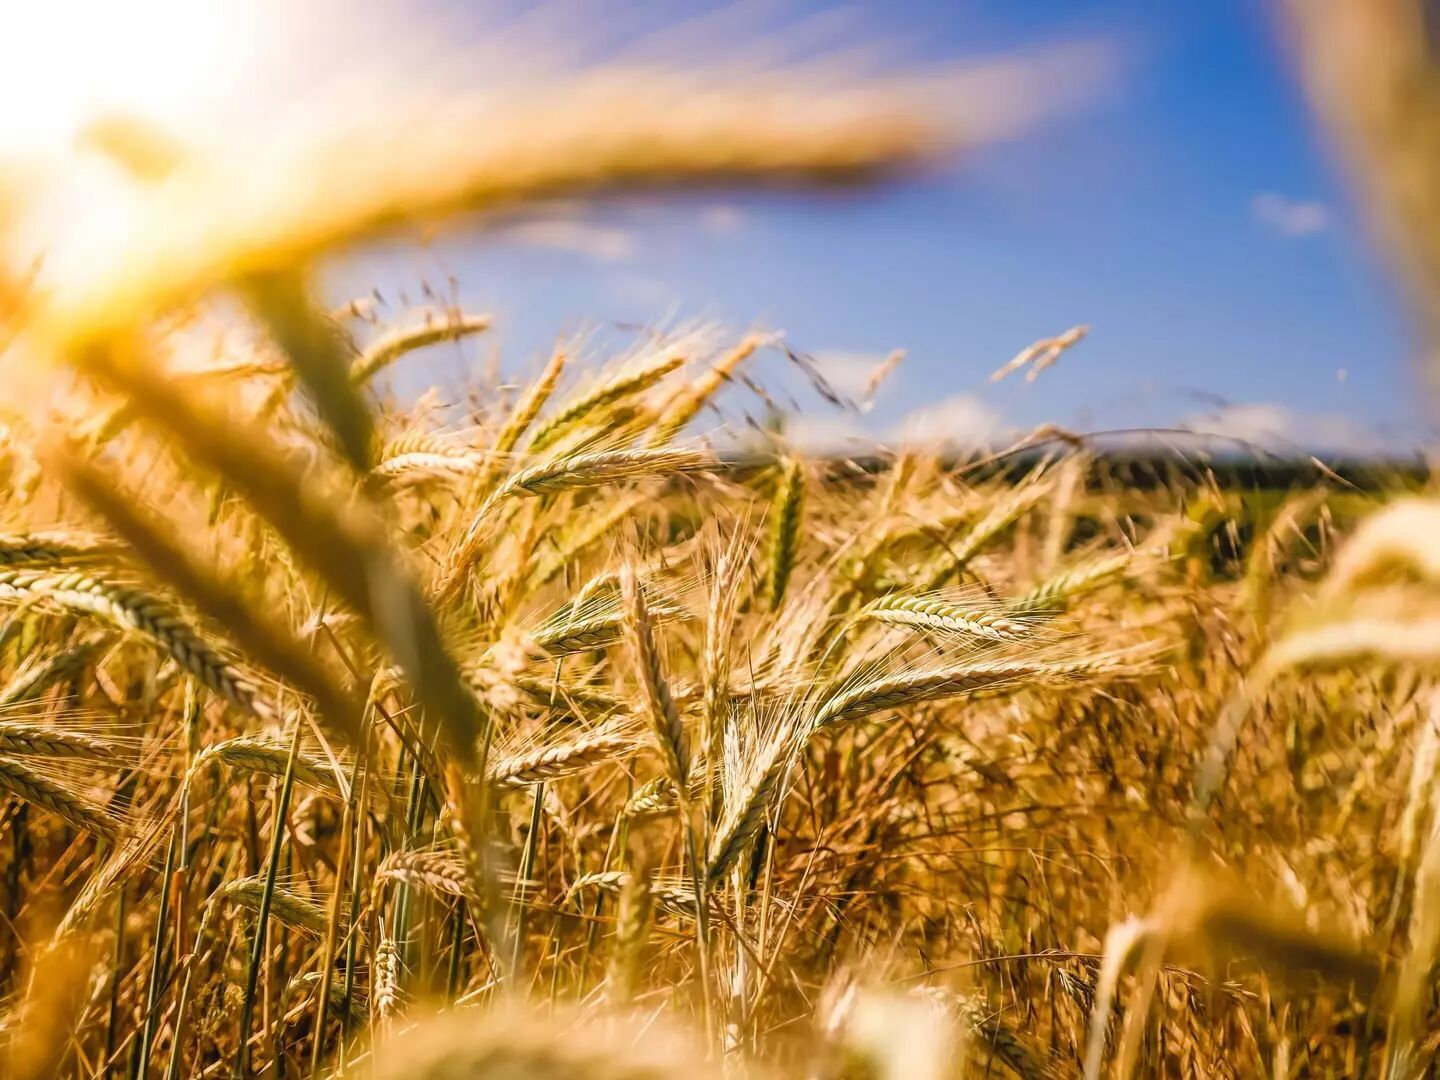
0, 0, 250, 153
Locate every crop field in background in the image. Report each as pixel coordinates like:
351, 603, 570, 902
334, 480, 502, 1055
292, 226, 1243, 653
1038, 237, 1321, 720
0, 314, 1429, 1080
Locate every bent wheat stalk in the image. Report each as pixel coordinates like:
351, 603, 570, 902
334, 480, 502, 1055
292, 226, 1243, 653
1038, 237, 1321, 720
487, 724, 637, 788
650, 334, 764, 445
187, 736, 353, 802
372, 445, 485, 482
350, 313, 492, 385
0, 755, 122, 841
620, 566, 690, 789
1013, 550, 1133, 613
527, 350, 686, 452
0, 636, 104, 706
0, 568, 274, 724
501, 448, 714, 499
708, 731, 795, 884
438, 449, 706, 604
0, 722, 123, 762
917, 480, 1050, 591
570, 870, 703, 920
813, 655, 1135, 731
0, 532, 119, 567
217, 877, 332, 937
376, 849, 474, 902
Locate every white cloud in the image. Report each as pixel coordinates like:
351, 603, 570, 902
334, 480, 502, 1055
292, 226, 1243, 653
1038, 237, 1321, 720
809, 351, 890, 403
1179, 402, 1385, 455
1251, 192, 1330, 237
772, 397, 1394, 460
936, 39, 1122, 146
496, 218, 635, 262
698, 203, 746, 235
782, 411, 870, 453
785, 393, 1009, 454
894, 394, 1006, 449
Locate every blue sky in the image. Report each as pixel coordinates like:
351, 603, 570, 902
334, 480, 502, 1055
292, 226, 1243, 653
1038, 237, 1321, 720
326, 0, 1425, 454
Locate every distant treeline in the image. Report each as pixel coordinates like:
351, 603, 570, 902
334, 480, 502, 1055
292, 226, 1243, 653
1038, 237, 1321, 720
720, 450, 1432, 493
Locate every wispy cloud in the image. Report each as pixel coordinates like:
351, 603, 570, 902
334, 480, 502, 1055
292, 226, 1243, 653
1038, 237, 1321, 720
698, 204, 746, 235
1179, 402, 1384, 455
783, 398, 1396, 459
496, 218, 636, 262
1251, 192, 1330, 237
894, 394, 1006, 448
783, 393, 1006, 454
809, 350, 902, 405
782, 411, 870, 453
932, 39, 1123, 145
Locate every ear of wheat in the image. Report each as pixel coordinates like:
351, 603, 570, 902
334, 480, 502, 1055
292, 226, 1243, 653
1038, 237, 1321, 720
0, 636, 104, 706
812, 654, 1139, 731
0, 722, 124, 762
620, 565, 690, 791
0, 755, 123, 841
766, 457, 805, 608
188, 735, 354, 801
486, 722, 637, 788
527, 349, 687, 452
862, 592, 1041, 643
350, 312, 492, 385
216, 877, 331, 937
0, 569, 275, 723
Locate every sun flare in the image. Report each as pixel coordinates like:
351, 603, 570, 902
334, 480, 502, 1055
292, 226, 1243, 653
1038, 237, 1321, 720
0, 0, 249, 154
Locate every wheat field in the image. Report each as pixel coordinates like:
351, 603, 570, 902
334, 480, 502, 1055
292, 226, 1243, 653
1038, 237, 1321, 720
2, 6, 1440, 1078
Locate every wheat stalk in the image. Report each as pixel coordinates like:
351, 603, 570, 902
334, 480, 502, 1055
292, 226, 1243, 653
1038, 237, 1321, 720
0, 722, 122, 761
0, 636, 104, 706
570, 870, 701, 920
707, 727, 794, 884
527, 493, 649, 589
862, 594, 1040, 642
0, 755, 122, 841
650, 334, 764, 444
1013, 550, 1133, 612
373, 933, 403, 1022
495, 348, 568, 456
510, 674, 619, 714
282, 971, 366, 1028
625, 775, 680, 819
487, 724, 636, 788
0, 532, 118, 566
917, 480, 1049, 591
0, 568, 275, 723
350, 313, 492, 384
813, 655, 1134, 731
527, 350, 686, 452
766, 457, 804, 608
372, 441, 485, 481
989, 325, 1089, 383
607, 865, 653, 1005
501, 447, 714, 498
438, 450, 706, 605
188, 735, 352, 801
216, 877, 331, 937
376, 849, 474, 901
530, 575, 683, 655
620, 565, 690, 790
